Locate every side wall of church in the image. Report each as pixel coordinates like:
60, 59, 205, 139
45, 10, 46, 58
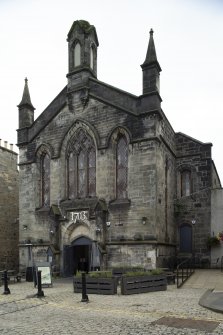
0, 143, 19, 270
175, 134, 212, 259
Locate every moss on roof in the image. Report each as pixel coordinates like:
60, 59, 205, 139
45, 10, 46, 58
67, 19, 97, 39
78, 20, 92, 31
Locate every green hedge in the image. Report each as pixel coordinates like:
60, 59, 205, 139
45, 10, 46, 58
75, 268, 163, 278
75, 271, 113, 278
123, 268, 163, 277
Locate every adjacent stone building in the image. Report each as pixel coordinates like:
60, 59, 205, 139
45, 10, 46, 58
0, 140, 19, 270
17, 20, 222, 275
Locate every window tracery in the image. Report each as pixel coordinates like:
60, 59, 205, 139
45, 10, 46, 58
67, 129, 96, 198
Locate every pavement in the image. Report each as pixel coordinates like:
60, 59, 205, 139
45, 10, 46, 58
183, 269, 223, 314
0, 270, 223, 334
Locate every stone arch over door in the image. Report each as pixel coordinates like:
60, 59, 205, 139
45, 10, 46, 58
179, 223, 192, 253
62, 218, 95, 245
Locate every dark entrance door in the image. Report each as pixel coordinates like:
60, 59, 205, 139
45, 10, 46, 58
63, 237, 92, 276
179, 224, 192, 253
74, 245, 90, 273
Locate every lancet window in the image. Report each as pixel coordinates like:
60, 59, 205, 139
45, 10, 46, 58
41, 153, 50, 206
181, 170, 192, 196
116, 136, 128, 199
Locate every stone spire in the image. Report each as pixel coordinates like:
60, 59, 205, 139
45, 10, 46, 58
18, 78, 35, 109
18, 78, 35, 129
141, 29, 161, 95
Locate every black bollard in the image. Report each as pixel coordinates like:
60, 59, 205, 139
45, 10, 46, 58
36, 270, 44, 297
81, 272, 89, 302
3, 270, 10, 295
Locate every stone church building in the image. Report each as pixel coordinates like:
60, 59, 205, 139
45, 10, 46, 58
17, 20, 221, 275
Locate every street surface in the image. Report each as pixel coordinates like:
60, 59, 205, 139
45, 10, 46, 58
1, 270, 223, 334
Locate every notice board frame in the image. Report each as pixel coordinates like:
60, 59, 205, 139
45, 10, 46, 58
36, 263, 52, 287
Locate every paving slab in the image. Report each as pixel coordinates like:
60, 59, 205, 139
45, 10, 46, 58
0, 271, 223, 334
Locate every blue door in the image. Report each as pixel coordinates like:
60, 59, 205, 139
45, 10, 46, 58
180, 224, 192, 253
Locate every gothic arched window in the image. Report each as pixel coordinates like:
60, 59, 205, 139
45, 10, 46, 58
74, 42, 81, 67
181, 170, 192, 197
116, 136, 128, 199
90, 46, 94, 69
41, 153, 50, 206
67, 129, 96, 199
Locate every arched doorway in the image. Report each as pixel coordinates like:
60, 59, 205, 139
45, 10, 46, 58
179, 224, 192, 253
63, 237, 101, 276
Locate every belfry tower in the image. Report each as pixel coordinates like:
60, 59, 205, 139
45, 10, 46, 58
66, 20, 99, 91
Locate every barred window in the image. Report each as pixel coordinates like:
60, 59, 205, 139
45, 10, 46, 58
67, 129, 96, 198
181, 170, 191, 196
116, 136, 128, 199
41, 153, 50, 206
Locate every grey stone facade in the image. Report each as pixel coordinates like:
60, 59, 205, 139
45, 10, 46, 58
17, 20, 221, 275
0, 140, 19, 270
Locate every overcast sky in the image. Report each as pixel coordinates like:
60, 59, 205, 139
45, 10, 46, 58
0, 0, 223, 182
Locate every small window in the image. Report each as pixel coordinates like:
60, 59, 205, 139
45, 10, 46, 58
116, 136, 128, 199
181, 170, 191, 196
41, 153, 50, 206
74, 42, 81, 67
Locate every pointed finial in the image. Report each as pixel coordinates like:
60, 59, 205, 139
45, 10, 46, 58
17, 77, 35, 109
141, 27, 161, 70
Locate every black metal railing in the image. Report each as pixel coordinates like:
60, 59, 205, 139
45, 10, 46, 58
176, 257, 194, 288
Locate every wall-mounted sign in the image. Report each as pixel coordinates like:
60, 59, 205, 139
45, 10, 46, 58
70, 211, 89, 223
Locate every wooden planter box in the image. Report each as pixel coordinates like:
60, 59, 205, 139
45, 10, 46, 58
121, 274, 167, 295
73, 276, 117, 295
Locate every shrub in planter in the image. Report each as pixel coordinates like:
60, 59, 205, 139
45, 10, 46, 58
75, 271, 112, 278
207, 236, 220, 248
112, 266, 145, 277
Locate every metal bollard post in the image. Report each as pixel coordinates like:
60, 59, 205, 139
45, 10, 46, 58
3, 270, 10, 295
36, 270, 44, 297
81, 272, 89, 302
